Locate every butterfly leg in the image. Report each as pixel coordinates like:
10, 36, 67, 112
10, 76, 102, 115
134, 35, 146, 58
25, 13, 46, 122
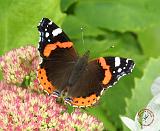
51, 90, 60, 98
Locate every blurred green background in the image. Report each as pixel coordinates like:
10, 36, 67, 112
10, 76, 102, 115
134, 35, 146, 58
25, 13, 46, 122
0, 0, 160, 130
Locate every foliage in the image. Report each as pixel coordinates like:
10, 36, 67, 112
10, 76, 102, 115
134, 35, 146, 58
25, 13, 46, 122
0, 0, 65, 56
0, 0, 160, 130
126, 57, 160, 119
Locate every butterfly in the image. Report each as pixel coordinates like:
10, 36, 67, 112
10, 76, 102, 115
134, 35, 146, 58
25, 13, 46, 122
37, 18, 135, 107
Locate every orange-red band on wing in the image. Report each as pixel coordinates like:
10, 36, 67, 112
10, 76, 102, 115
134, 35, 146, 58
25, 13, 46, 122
38, 68, 56, 94
43, 44, 57, 57
70, 94, 100, 107
98, 57, 112, 85
43, 42, 73, 57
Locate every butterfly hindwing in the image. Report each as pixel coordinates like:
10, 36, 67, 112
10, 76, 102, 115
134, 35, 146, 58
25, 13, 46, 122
65, 60, 105, 107
65, 57, 135, 107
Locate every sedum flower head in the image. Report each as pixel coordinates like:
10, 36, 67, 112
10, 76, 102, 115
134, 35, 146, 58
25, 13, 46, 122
0, 45, 40, 91
0, 81, 104, 130
0, 46, 39, 84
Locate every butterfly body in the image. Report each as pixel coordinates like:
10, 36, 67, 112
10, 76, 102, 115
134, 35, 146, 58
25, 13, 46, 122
68, 51, 89, 87
37, 18, 135, 107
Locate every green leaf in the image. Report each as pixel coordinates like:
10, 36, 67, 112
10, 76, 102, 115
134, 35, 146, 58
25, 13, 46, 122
125, 57, 160, 119
60, 0, 77, 12
138, 26, 160, 57
100, 74, 135, 129
66, 105, 75, 114
62, 17, 142, 59
62, 15, 106, 39
74, 0, 160, 32
106, 32, 142, 58
123, 57, 160, 131
0, 0, 65, 56
62, 15, 142, 59
21, 75, 31, 87
74, 38, 118, 59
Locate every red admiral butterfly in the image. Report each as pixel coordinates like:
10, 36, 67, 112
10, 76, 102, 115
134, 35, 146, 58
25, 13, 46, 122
37, 18, 135, 107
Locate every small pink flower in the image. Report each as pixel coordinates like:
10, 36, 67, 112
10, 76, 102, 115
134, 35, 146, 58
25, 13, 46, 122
33, 104, 39, 112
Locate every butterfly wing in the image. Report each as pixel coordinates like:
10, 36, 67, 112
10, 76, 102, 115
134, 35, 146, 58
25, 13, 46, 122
98, 57, 135, 87
37, 18, 78, 95
38, 18, 69, 56
65, 57, 135, 107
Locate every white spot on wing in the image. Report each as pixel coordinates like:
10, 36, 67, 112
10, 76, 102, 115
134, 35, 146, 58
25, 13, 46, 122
115, 57, 121, 67
100, 88, 105, 95
39, 57, 43, 64
52, 28, 62, 36
118, 68, 122, 73
48, 21, 52, 25
126, 59, 129, 63
45, 32, 49, 37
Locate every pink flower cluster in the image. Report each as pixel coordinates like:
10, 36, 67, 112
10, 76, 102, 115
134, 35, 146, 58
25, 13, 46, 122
0, 81, 104, 130
0, 46, 40, 91
0, 46, 39, 84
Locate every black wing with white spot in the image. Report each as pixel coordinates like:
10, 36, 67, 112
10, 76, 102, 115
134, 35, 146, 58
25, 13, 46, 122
105, 57, 135, 87
37, 18, 70, 56
37, 18, 78, 95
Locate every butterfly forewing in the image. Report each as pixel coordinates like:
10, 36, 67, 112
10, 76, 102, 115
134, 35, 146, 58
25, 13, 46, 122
37, 18, 78, 95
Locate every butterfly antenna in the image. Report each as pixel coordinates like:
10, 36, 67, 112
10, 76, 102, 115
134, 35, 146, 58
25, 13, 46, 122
81, 27, 86, 52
